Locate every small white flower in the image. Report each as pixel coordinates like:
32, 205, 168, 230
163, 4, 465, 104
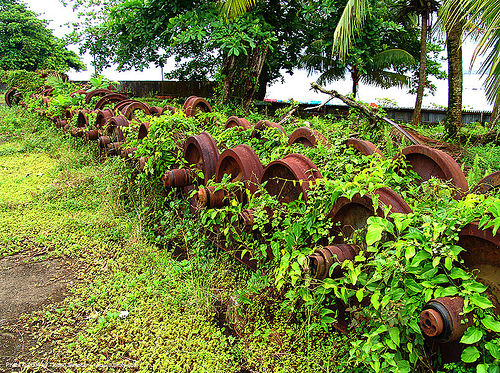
119, 311, 129, 319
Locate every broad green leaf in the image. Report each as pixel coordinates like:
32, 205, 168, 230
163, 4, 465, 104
482, 315, 500, 332
460, 327, 484, 344
366, 224, 384, 246
471, 293, 494, 309
485, 340, 500, 359
461, 346, 480, 363
476, 364, 488, 373
371, 292, 380, 310
444, 256, 452, 270
389, 327, 400, 347
450, 267, 471, 280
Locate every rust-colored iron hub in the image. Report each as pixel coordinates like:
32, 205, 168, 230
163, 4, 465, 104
398, 145, 468, 199
224, 116, 252, 131
70, 127, 84, 137
162, 169, 198, 188
85, 129, 100, 141
260, 153, 322, 203
458, 222, 500, 312
472, 171, 500, 195
182, 96, 212, 117
328, 187, 412, 242
420, 297, 468, 343
98, 136, 111, 149
308, 244, 359, 280
106, 141, 124, 157
197, 186, 227, 209
346, 138, 384, 158
288, 127, 329, 148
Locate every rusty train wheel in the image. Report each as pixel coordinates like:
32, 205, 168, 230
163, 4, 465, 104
183, 131, 220, 183
138, 123, 150, 140
182, 96, 212, 117
471, 171, 500, 195
121, 102, 151, 120
225, 116, 252, 131
260, 153, 322, 203
94, 93, 129, 110
288, 127, 329, 148
114, 100, 137, 112
458, 222, 500, 312
106, 115, 129, 142
76, 109, 91, 128
327, 187, 412, 242
95, 109, 114, 129
398, 145, 468, 198
215, 145, 264, 194
346, 138, 384, 157
5, 88, 21, 107
84, 89, 114, 104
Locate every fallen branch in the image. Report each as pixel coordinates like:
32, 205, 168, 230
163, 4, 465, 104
310, 82, 420, 145
277, 107, 298, 126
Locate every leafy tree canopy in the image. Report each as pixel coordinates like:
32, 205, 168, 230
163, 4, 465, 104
0, 0, 85, 72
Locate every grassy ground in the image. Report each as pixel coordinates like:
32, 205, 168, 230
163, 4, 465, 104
0, 106, 353, 372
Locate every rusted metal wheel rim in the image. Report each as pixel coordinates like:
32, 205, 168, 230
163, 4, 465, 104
77, 110, 91, 128
95, 109, 114, 129
288, 127, 329, 148
84, 89, 114, 104
346, 138, 384, 158
327, 187, 411, 242
398, 145, 468, 198
5, 88, 21, 107
94, 93, 129, 110
471, 171, 500, 195
225, 116, 252, 131
106, 115, 129, 142
150, 106, 163, 116
458, 222, 500, 312
251, 120, 286, 139
121, 102, 151, 120
215, 144, 264, 195
114, 100, 137, 112
138, 123, 150, 140
260, 153, 322, 203
183, 96, 212, 117
183, 132, 220, 183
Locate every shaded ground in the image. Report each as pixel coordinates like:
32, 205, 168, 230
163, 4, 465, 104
0, 253, 76, 371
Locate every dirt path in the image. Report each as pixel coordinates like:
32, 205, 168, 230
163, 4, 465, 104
0, 252, 76, 371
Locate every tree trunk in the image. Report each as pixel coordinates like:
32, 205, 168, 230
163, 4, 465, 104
490, 94, 500, 128
219, 46, 268, 110
411, 11, 428, 126
445, 19, 463, 141
351, 66, 359, 98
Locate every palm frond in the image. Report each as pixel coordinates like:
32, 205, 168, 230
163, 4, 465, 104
333, 0, 368, 59
372, 49, 416, 69
217, 0, 258, 18
361, 70, 410, 89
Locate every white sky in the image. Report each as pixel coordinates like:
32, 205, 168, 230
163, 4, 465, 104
23, 0, 493, 111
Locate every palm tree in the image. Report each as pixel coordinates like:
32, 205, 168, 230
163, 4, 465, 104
441, 0, 500, 128
217, 0, 258, 18
333, 0, 439, 126
302, 40, 416, 97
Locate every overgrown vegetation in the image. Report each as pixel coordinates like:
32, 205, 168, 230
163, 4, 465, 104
1, 75, 499, 372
